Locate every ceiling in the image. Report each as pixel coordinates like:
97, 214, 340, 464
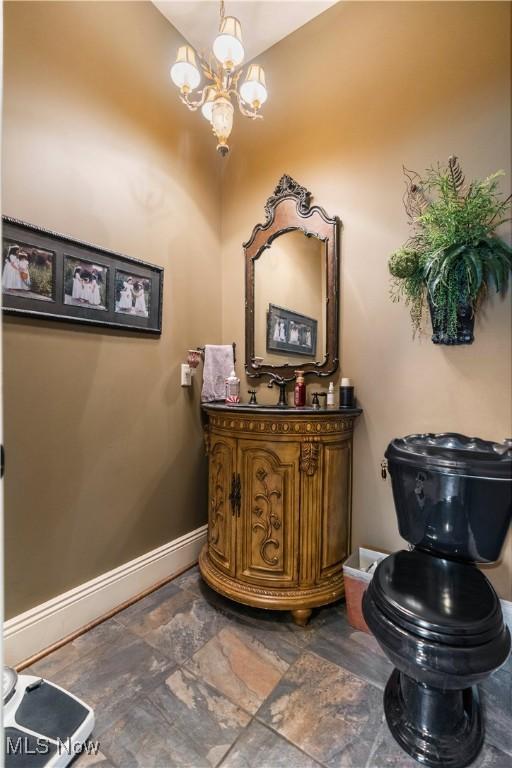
153, 1, 337, 63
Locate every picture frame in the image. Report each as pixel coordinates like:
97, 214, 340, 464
2, 216, 163, 334
266, 303, 317, 357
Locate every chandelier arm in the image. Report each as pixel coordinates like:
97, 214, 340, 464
194, 48, 223, 90
230, 89, 263, 120
180, 84, 216, 112
230, 69, 243, 89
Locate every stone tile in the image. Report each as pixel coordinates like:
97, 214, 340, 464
99, 696, 212, 768
220, 720, 321, 768
24, 642, 81, 680
481, 667, 512, 756
23, 619, 125, 680
74, 747, 116, 767
473, 744, 512, 768
366, 720, 421, 768
73, 618, 127, 655
257, 651, 382, 767
29, 631, 175, 738
368, 720, 512, 768
308, 609, 393, 690
172, 565, 204, 596
202, 604, 303, 666
199, 583, 339, 651
185, 625, 295, 715
128, 590, 233, 666
148, 668, 250, 767
114, 580, 186, 629
498, 646, 512, 676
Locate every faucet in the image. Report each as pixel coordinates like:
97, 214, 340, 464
267, 374, 288, 407
312, 392, 327, 409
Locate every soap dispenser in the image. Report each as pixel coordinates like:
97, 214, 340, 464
225, 368, 240, 405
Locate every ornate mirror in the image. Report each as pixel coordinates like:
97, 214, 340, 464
244, 175, 340, 381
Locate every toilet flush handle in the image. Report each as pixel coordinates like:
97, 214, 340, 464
381, 459, 388, 480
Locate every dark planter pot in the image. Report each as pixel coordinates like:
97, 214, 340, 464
428, 299, 475, 345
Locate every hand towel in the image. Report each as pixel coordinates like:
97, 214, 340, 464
201, 344, 234, 402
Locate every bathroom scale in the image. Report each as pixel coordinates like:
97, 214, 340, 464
3, 666, 95, 767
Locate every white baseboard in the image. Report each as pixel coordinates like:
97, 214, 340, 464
4, 525, 207, 667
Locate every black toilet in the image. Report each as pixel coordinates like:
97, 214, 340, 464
363, 433, 512, 768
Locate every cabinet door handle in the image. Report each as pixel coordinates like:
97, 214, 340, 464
229, 473, 237, 516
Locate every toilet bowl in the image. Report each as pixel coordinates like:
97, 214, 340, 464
363, 433, 511, 768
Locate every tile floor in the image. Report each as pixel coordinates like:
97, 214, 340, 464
26, 566, 512, 768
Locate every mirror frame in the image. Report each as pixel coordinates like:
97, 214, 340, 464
244, 175, 340, 381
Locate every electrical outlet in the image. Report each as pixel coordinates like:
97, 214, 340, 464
181, 363, 192, 386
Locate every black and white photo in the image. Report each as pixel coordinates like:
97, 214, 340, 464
267, 303, 317, 356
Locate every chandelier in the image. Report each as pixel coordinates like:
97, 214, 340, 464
170, 1, 268, 156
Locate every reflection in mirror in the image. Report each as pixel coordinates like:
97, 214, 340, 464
254, 230, 326, 367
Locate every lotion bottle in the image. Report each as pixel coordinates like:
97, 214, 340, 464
327, 381, 335, 408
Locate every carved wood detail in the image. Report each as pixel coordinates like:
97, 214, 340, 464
200, 545, 344, 602
203, 424, 210, 456
207, 436, 236, 577
209, 413, 357, 435
300, 440, 321, 476
209, 462, 224, 547
252, 466, 282, 565
264, 175, 311, 221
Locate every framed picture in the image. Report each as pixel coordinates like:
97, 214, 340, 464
267, 303, 318, 357
2, 217, 163, 333
64, 256, 108, 312
115, 270, 151, 319
2, 240, 55, 303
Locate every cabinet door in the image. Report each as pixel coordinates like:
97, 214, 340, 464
320, 439, 351, 579
236, 440, 300, 586
208, 435, 237, 576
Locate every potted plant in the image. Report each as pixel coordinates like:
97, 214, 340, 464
389, 156, 511, 344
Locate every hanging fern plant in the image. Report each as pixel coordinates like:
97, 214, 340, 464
389, 156, 511, 344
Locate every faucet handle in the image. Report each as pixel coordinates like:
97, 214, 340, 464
248, 389, 258, 405
312, 392, 326, 409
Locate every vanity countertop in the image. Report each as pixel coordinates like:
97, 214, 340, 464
202, 402, 362, 416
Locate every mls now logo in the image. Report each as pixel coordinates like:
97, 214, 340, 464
6, 736, 100, 757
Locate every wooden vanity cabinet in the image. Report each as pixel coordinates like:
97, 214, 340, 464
200, 405, 361, 625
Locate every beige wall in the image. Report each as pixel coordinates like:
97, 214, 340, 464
221, 2, 512, 598
3, 1, 511, 618
3, 1, 222, 617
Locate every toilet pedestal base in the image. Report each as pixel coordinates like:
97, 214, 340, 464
384, 670, 483, 768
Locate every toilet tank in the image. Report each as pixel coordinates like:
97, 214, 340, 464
385, 434, 512, 563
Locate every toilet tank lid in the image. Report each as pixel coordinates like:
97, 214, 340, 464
385, 433, 512, 479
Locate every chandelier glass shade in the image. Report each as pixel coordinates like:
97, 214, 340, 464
213, 16, 244, 70
170, 1, 268, 156
170, 45, 201, 92
240, 65, 268, 109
